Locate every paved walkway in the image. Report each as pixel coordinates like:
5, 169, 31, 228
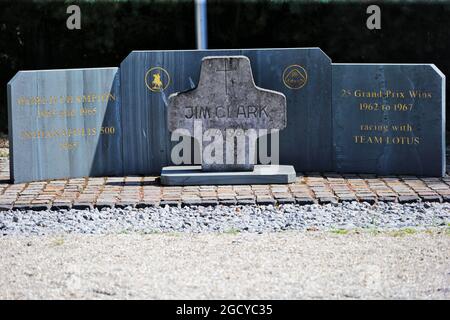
0, 157, 450, 210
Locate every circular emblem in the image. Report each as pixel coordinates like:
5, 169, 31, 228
145, 67, 170, 92
282, 65, 308, 89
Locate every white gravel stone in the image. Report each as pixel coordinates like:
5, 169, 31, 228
0, 202, 448, 236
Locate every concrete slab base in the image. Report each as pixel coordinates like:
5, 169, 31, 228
160, 165, 297, 186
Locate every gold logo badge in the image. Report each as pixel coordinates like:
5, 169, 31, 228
282, 65, 307, 89
145, 67, 170, 92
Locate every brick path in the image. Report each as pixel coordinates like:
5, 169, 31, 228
0, 157, 450, 210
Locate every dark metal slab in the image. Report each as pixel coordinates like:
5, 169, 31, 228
7, 68, 122, 183
332, 63, 445, 176
120, 48, 332, 175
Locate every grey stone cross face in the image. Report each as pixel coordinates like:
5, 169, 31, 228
168, 56, 287, 171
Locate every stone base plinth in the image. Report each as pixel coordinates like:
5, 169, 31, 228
160, 165, 296, 186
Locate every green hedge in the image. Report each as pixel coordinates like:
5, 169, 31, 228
1, 0, 449, 133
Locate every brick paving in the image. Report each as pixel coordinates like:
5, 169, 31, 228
0, 157, 450, 210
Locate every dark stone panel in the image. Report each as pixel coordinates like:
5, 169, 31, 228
332, 64, 445, 176
120, 48, 332, 175
7, 68, 122, 183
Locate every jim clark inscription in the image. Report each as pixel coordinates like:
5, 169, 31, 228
162, 56, 296, 185
168, 56, 287, 172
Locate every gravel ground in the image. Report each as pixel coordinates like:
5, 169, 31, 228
0, 231, 449, 299
1, 202, 449, 299
0, 202, 449, 235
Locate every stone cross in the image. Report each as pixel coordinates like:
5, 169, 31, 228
168, 56, 287, 171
